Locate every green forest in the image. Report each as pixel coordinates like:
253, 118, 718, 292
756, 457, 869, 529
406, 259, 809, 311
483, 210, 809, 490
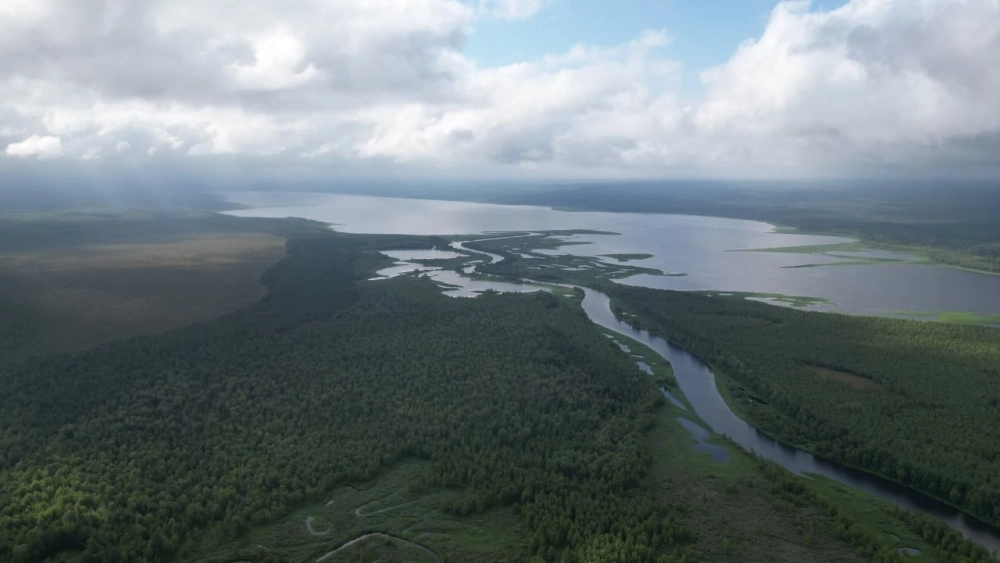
0, 230, 687, 562
604, 283, 1000, 529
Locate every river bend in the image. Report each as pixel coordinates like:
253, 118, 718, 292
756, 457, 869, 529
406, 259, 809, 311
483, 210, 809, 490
579, 287, 1000, 555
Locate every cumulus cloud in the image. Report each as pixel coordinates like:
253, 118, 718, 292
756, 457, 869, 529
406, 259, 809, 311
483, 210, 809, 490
4, 135, 64, 159
353, 30, 678, 166
694, 0, 1000, 171
0, 0, 997, 177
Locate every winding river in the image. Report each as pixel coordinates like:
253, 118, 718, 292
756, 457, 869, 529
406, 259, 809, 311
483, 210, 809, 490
578, 287, 1000, 555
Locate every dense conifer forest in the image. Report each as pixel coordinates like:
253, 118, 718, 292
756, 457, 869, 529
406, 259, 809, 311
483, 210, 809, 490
604, 284, 1000, 528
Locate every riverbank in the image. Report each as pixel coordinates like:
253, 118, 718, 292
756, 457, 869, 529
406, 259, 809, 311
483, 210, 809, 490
576, 286, 999, 561
644, 404, 938, 562
597, 284, 1000, 558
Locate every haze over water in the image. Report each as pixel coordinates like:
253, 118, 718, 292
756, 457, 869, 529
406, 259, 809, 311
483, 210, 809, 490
224, 191, 1000, 319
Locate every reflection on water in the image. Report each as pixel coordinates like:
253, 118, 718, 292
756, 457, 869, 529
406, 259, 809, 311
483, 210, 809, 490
427, 270, 541, 298
580, 287, 1000, 554
224, 192, 1000, 318
373, 248, 542, 297
370, 262, 439, 281
370, 250, 456, 281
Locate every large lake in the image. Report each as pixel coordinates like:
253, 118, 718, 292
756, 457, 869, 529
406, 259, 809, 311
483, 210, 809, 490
223, 191, 1000, 318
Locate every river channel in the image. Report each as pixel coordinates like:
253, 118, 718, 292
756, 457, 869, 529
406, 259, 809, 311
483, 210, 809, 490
578, 287, 1000, 554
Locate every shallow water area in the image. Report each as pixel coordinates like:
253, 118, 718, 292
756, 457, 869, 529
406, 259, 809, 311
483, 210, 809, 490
371, 249, 541, 297
370, 262, 440, 280
676, 416, 729, 463
660, 388, 688, 411
370, 249, 462, 280
427, 270, 542, 298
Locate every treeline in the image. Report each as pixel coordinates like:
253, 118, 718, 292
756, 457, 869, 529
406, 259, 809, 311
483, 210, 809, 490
603, 284, 1000, 530
0, 232, 690, 562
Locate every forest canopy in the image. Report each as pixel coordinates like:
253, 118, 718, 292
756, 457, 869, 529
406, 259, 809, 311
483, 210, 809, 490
604, 283, 1000, 529
0, 230, 683, 562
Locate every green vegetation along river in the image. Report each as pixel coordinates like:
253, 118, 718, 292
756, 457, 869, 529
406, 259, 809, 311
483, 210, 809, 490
362, 231, 1000, 559
576, 287, 1000, 556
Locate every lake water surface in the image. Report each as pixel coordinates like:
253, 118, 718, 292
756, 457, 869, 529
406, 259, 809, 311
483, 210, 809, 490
224, 192, 1000, 318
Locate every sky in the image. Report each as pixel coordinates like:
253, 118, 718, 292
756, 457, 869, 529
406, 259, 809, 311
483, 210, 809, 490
469, 1, 839, 75
1, 0, 999, 183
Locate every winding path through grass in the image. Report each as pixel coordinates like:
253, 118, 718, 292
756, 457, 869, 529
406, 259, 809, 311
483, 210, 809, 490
315, 532, 441, 563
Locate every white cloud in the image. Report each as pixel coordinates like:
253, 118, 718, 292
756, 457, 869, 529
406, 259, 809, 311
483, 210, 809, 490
226, 31, 319, 91
0, 0, 997, 177
478, 0, 554, 20
349, 29, 679, 166
5, 135, 64, 159
694, 0, 1000, 171
0, 0, 53, 28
